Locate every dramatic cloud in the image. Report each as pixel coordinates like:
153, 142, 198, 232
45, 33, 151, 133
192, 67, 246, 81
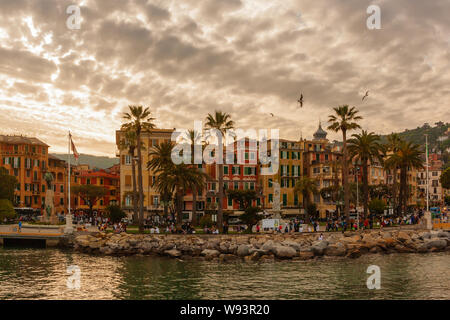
0, 0, 448, 156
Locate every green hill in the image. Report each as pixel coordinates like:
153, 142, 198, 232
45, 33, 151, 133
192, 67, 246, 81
51, 153, 119, 169
380, 121, 450, 169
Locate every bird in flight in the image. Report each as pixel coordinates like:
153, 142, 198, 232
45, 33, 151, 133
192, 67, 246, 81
297, 93, 304, 107
270, 113, 274, 117
362, 91, 369, 101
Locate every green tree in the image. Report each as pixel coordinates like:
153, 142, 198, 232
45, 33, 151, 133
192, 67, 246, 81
440, 167, 450, 189
148, 141, 175, 218
386, 141, 423, 215
294, 177, 319, 224
239, 206, 263, 233
122, 105, 155, 233
199, 214, 213, 228
106, 204, 126, 223
0, 167, 18, 203
384, 133, 403, 215
444, 195, 450, 206
184, 129, 205, 227
348, 130, 384, 220
205, 111, 235, 232
327, 105, 362, 224
227, 189, 258, 210
118, 130, 139, 223
150, 141, 207, 227
369, 198, 386, 216
72, 185, 107, 217
306, 203, 317, 219
0, 199, 16, 221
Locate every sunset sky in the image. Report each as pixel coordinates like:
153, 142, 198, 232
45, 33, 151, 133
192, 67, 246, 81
0, 0, 448, 157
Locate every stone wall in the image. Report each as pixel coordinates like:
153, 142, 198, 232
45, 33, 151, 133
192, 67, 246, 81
71, 228, 450, 262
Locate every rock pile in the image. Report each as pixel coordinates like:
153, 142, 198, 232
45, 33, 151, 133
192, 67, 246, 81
72, 229, 450, 262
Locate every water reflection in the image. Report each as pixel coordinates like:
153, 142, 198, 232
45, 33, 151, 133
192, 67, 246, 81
0, 248, 448, 300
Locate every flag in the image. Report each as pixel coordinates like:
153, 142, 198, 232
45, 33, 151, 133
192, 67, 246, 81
70, 134, 79, 163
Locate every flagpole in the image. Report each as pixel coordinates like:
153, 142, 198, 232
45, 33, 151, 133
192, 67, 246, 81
68, 131, 71, 217
425, 134, 429, 212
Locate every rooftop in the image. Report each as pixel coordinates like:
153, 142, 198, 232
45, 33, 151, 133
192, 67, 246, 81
0, 135, 49, 147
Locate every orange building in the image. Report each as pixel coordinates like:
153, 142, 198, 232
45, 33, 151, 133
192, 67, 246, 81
0, 135, 49, 213
48, 155, 68, 215
73, 168, 120, 211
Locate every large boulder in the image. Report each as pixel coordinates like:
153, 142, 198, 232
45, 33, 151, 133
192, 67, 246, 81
298, 251, 314, 260
341, 235, 361, 243
219, 254, 238, 262
237, 244, 251, 257
88, 240, 102, 249
397, 231, 411, 242
346, 249, 361, 259
282, 240, 301, 251
437, 231, 450, 238
419, 232, 432, 240
201, 249, 220, 257
416, 243, 429, 253
426, 239, 447, 250
165, 249, 182, 258
311, 240, 328, 256
324, 243, 347, 256
261, 240, 276, 253
273, 246, 297, 259
394, 244, 414, 253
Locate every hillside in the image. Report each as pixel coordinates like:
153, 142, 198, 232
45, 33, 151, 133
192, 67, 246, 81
51, 153, 119, 169
380, 121, 450, 169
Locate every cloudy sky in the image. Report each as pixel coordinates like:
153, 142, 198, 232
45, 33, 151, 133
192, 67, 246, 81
0, 0, 448, 157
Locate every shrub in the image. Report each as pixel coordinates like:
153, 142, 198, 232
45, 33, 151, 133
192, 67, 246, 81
106, 205, 126, 223
369, 198, 385, 215
0, 199, 16, 221
199, 214, 213, 228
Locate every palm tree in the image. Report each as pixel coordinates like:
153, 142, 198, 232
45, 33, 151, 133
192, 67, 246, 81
122, 105, 155, 233
154, 164, 207, 227
149, 141, 207, 226
384, 133, 402, 215
184, 129, 204, 226
148, 141, 175, 219
118, 130, 138, 222
294, 177, 319, 224
347, 130, 384, 220
204, 111, 234, 232
327, 105, 362, 224
387, 141, 423, 215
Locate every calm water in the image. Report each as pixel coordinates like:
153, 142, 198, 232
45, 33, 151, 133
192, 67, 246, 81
0, 248, 448, 300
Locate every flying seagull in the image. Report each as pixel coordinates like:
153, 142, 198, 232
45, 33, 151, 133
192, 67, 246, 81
362, 91, 369, 101
297, 93, 304, 107
270, 113, 274, 117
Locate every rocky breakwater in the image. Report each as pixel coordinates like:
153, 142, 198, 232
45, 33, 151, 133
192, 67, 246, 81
72, 229, 450, 262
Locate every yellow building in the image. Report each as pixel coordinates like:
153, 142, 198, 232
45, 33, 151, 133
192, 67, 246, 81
303, 123, 343, 218
116, 128, 174, 218
261, 139, 304, 216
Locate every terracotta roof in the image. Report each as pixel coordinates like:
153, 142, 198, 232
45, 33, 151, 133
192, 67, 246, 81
0, 135, 49, 147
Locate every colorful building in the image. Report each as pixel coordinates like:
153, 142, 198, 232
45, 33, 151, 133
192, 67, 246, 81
48, 154, 68, 215
116, 128, 174, 218
73, 168, 120, 211
417, 153, 444, 206
261, 139, 304, 216
303, 123, 342, 218
0, 135, 49, 213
